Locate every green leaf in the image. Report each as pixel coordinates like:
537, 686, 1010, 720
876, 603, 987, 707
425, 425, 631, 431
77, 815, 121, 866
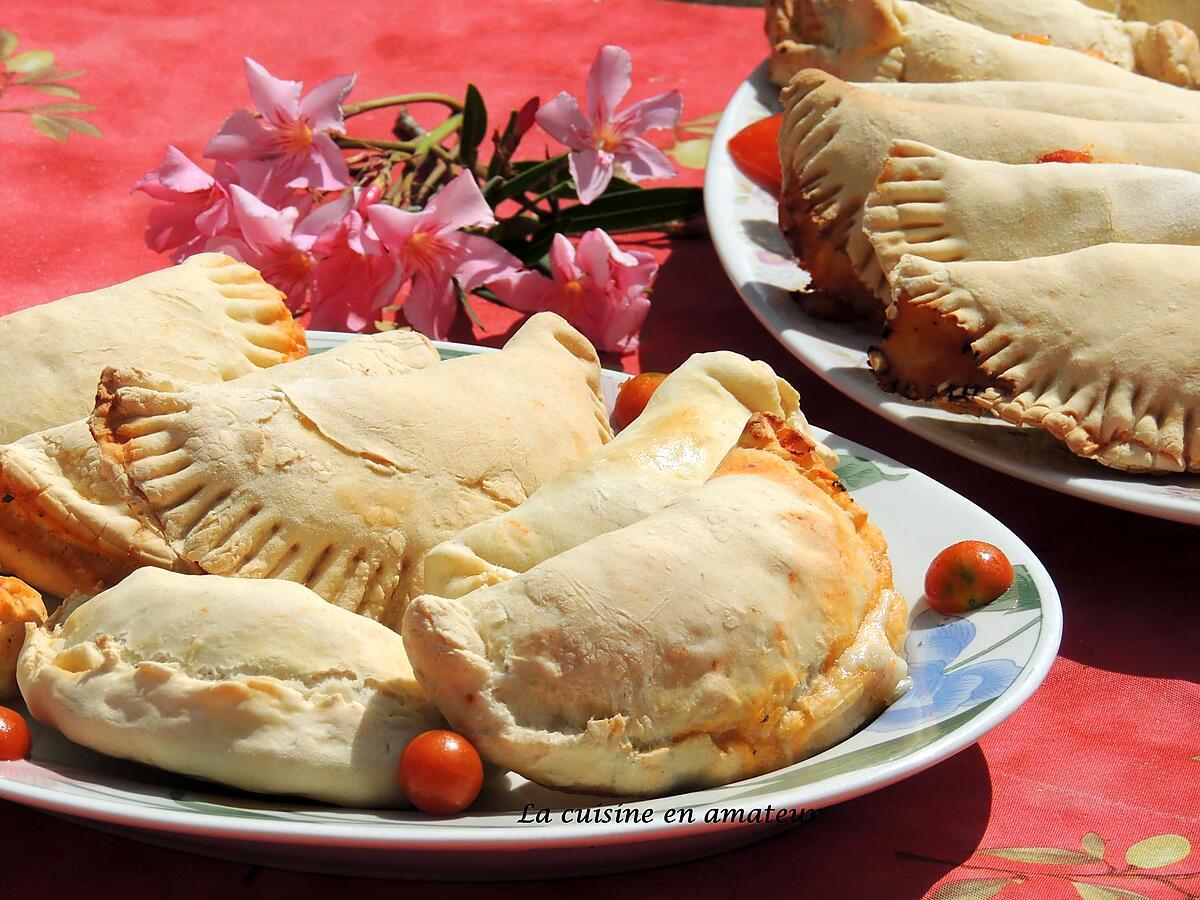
0, 29, 18, 58
1072, 883, 1149, 900
55, 115, 101, 137
1081, 832, 1106, 859
979, 847, 1098, 865
834, 454, 907, 491
991, 565, 1040, 615
29, 113, 70, 141
928, 878, 1013, 900
486, 154, 566, 204
488, 214, 543, 243
943, 615, 1041, 675
1125, 834, 1191, 869
14, 66, 56, 84
507, 229, 556, 267
6, 48, 53, 73
32, 82, 81, 98
30, 101, 93, 113
555, 186, 703, 234
665, 137, 711, 170
459, 83, 487, 170
453, 278, 484, 329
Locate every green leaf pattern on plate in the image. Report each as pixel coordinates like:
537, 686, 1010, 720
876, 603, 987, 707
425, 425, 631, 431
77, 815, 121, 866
835, 454, 908, 491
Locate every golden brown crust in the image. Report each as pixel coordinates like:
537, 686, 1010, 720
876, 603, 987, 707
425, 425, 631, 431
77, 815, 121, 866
727, 413, 898, 625
403, 411, 909, 797
868, 290, 994, 406
0, 575, 46, 700
878, 247, 1200, 472
0, 485, 158, 599
778, 202, 888, 323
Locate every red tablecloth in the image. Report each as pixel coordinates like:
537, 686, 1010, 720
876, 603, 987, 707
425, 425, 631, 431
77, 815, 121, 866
2, 2, 1198, 896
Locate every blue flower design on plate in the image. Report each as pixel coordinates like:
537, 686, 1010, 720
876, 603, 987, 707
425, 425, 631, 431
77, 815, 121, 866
868, 609, 1021, 733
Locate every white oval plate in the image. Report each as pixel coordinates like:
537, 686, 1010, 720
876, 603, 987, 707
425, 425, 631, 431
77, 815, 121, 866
0, 333, 1061, 880
705, 62, 1200, 526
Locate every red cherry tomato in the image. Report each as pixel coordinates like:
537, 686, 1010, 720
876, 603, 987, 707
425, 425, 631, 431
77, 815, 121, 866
728, 113, 783, 196
398, 729, 484, 815
612, 372, 667, 431
924, 541, 1015, 614
0, 707, 31, 760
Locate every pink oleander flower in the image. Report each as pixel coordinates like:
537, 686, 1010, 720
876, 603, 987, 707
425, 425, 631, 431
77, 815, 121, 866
133, 146, 236, 260
368, 170, 522, 340
537, 45, 683, 204
210, 184, 341, 311
205, 57, 355, 191
308, 186, 405, 332
490, 228, 657, 354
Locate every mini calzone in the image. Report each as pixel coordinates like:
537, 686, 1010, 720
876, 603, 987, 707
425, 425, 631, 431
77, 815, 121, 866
1085, 1, 1200, 38
767, 0, 1200, 95
0, 253, 307, 444
18, 568, 445, 807
779, 70, 1200, 319
404, 414, 909, 797
91, 313, 612, 627
422, 351, 835, 599
0, 331, 441, 599
870, 244, 1200, 472
864, 141, 1200, 279
913, 0, 1200, 86
859, 80, 1200, 123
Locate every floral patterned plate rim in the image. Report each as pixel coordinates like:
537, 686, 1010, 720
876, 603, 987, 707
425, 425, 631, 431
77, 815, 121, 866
705, 62, 1200, 527
0, 335, 1061, 876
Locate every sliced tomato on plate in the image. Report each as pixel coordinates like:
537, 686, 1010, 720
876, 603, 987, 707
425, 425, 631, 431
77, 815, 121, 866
728, 113, 782, 196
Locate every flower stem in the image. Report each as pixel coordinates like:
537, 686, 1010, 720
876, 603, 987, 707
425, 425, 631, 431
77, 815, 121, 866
334, 135, 418, 152
343, 93, 463, 118
414, 158, 449, 205
414, 113, 463, 154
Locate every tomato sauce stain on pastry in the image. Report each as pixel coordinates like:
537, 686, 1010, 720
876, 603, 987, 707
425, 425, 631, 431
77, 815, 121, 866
1038, 148, 1095, 163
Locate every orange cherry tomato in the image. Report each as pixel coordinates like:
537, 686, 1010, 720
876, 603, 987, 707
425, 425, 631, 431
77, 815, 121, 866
0, 707, 31, 760
924, 541, 1015, 614
612, 372, 667, 431
728, 113, 783, 196
398, 729, 484, 815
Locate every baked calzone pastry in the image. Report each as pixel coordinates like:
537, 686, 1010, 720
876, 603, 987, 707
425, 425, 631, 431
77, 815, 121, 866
1084, 1, 1200, 38
91, 313, 612, 627
912, 0, 1200, 87
0, 331, 441, 599
422, 351, 834, 599
860, 80, 1200, 123
404, 414, 909, 797
18, 568, 445, 807
780, 70, 1200, 320
865, 142, 1200, 280
869, 244, 1200, 472
0, 253, 307, 444
766, 0, 1200, 96
1, 576, 44, 700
